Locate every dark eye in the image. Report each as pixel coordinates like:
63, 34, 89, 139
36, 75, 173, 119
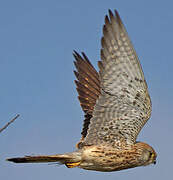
149, 152, 153, 158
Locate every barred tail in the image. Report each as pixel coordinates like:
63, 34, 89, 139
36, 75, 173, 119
7, 152, 81, 168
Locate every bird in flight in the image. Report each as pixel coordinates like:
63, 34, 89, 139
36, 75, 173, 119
7, 10, 157, 172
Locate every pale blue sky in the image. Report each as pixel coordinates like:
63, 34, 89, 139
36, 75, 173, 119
1, 0, 173, 179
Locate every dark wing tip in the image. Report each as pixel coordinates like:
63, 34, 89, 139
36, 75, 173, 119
73, 50, 78, 55
101, 36, 105, 47
108, 9, 114, 19
103, 24, 108, 37
73, 50, 81, 59
105, 15, 110, 25
107, 9, 123, 27
74, 70, 78, 77
73, 50, 78, 57
114, 9, 120, 18
114, 9, 123, 27
81, 52, 93, 66
108, 9, 119, 17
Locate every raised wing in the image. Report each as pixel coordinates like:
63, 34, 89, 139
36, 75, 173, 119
73, 52, 100, 144
83, 10, 151, 147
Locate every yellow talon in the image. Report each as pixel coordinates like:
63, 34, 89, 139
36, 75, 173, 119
66, 161, 80, 168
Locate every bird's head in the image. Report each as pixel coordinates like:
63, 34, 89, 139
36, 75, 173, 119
135, 142, 157, 166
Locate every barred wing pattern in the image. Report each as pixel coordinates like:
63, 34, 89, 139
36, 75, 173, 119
73, 52, 100, 141
83, 10, 151, 146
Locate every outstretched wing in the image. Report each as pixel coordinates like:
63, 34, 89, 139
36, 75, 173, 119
82, 10, 151, 147
73, 52, 101, 143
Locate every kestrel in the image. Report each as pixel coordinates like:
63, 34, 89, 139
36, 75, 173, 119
7, 10, 157, 172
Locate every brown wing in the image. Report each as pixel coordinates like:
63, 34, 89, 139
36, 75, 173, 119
82, 10, 151, 147
73, 51, 101, 143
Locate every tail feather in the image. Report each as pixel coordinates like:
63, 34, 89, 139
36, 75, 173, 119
7, 152, 81, 165
7, 155, 66, 163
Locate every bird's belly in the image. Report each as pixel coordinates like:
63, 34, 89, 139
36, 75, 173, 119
80, 161, 122, 172
80, 157, 130, 172
79, 146, 135, 172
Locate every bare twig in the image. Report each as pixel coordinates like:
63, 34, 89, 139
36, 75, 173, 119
0, 114, 20, 133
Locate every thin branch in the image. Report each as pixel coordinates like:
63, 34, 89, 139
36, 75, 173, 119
0, 114, 20, 133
